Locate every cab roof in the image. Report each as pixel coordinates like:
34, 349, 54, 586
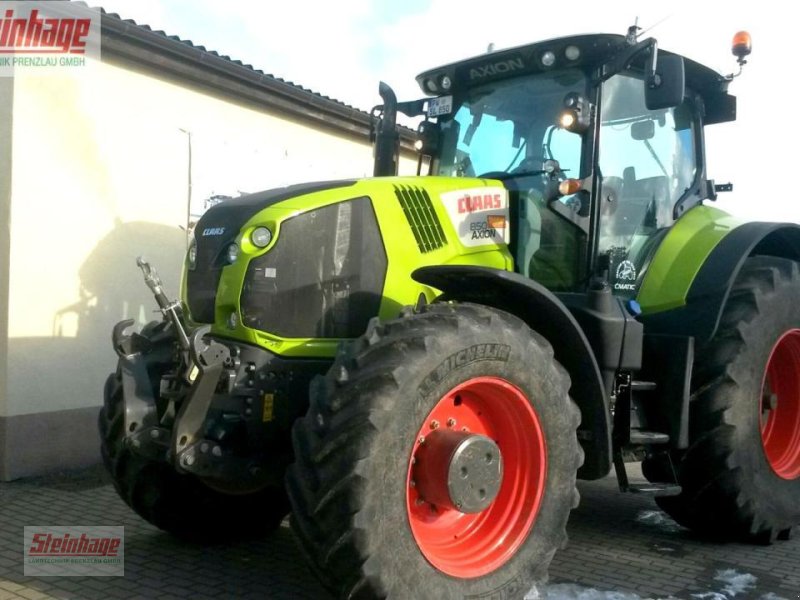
416, 33, 735, 125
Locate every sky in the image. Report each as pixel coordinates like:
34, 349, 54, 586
94, 0, 796, 223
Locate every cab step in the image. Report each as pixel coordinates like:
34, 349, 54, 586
631, 380, 657, 392
613, 450, 680, 496
629, 430, 670, 445
627, 483, 682, 497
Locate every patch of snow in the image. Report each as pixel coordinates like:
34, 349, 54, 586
635, 510, 684, 534
689, 569, 759, 599
525, 583, 679, 600
526, 568, 774, 600
713, 569, 757, 596
690, 593, 728, 600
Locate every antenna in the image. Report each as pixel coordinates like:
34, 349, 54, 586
625, 17, 640, 45
638, 14, 672, 39
627, 15, 672, 45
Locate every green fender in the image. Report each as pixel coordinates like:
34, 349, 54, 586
638, 205, 800, 343
636, 205, 743, 314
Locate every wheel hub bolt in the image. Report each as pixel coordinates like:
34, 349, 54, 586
430, 420, 440, 430
447, 418, 456, 427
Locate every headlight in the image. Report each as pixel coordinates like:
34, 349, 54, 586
251, 227, 272, 248
187, 236, 197, 270
226, 243, 239, 264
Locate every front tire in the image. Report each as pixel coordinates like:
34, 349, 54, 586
286, 303, 582, 598
653, 256, 800, 541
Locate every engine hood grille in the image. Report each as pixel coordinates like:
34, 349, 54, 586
240, 196, 387, 338
394, 184, 447, 253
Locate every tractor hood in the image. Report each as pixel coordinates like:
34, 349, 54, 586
182, 177, 514, 357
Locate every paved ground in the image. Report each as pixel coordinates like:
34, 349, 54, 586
0, 465, 797, 600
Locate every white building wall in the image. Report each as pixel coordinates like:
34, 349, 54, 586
0, 57, 416, 479
0, 76, 12, 472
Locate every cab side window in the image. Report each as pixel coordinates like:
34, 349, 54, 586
597, 73, 697, 296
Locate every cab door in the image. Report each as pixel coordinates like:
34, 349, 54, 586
596, 73, 699, 296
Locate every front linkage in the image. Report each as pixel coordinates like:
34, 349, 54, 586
110, 257, 272, 490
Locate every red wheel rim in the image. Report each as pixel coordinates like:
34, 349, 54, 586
761, 329, 800, 480
406, 377, 547, 578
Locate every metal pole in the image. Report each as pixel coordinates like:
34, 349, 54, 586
179, 128, 192, 247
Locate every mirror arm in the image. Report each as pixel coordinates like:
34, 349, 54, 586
596, 37, 657, 84
397, 99, 427, 118
646, 41, 661, 90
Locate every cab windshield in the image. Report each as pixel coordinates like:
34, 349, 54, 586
436, 69, 587, 179
435, 69, 590, 291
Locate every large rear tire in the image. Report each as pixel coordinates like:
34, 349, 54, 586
286, 303, 582, 598
99, 330, 289, 542
650, 256, 800, 541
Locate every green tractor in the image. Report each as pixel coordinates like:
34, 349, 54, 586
100, 25, 800, 598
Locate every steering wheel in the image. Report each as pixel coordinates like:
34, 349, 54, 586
511, 156, 546, 174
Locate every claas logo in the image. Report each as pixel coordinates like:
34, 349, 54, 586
457, 193, 502, 214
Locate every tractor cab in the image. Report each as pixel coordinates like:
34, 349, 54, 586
375, 31, 742, 296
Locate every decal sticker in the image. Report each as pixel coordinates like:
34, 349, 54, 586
486, 215, 506, 229
427, 95, 453, 117
440, 187, 509, 247
262, 393, 274, 422
614, 260, 637, 292
202, 227, 225, 236
469, 57, 525, 80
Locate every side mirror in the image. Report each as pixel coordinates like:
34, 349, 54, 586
645, 55, 685, 110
